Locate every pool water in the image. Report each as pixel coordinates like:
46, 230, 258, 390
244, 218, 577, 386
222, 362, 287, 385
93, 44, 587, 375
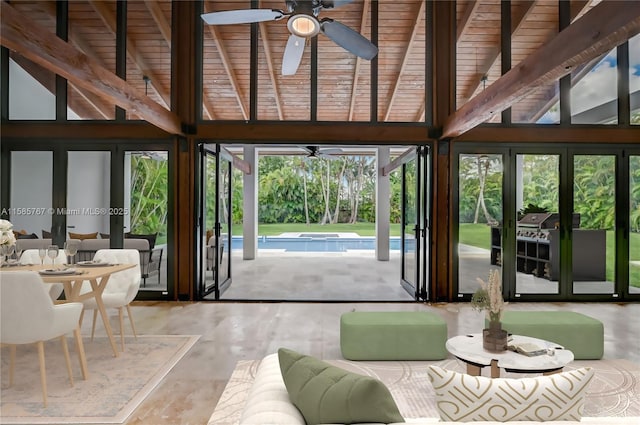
230, 236, 405, 252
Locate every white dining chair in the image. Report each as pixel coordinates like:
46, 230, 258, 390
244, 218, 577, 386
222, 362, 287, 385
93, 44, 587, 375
19, 249, 68, 301
79, 249, 141, 350
0, 271, 87, 407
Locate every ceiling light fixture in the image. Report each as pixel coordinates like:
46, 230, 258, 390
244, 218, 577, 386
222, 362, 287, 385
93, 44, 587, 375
287, 14, 320, 38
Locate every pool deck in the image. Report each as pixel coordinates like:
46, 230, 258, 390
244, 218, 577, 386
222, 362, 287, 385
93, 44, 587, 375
272, 232, 370, 238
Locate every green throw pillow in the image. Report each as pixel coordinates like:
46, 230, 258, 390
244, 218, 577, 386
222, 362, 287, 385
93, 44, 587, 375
278, 348, 404, 425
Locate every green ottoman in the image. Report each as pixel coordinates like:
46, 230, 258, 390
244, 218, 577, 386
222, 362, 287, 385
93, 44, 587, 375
340, 311, 448, 360
497, 311, 604, 360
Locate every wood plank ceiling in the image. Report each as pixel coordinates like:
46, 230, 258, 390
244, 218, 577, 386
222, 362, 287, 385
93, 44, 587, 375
6, 0, 606, 125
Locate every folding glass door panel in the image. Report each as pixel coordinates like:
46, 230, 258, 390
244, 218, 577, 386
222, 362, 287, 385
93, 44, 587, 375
218, 154, 232, 293
514, 154, 561, 295
400, 155, 418, 298
199, 145, 232, 300
399, 147, 431, 300
630, 155, 640, 296
124, 151, 169, 293
199, 149, 217, 298
456, 153, 503, 297
572, 155, 615, 294
66, 152, 111, 241
9, 151, 54, 241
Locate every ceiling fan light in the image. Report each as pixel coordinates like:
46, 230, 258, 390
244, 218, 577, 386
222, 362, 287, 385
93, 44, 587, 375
288, 14, 320, 37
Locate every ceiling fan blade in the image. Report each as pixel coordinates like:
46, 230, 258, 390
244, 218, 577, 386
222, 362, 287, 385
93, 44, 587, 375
201, 9, 284, 25
320, 0, 355, 9
282, 34, 306, 76
320, 19, 378, 60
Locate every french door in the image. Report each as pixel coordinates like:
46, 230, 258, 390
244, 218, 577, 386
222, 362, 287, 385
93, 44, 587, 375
197, 144, 232, 300
400, 146, 430, 300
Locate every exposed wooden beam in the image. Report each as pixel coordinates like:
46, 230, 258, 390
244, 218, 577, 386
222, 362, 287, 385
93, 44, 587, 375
0, 1, 181, 134
455, 125, 640, 144
462, 1, 536, 103
415, 101, 426, 122
381, 147, 416, 176
348, 0, 371, 121
258, 22, 284, 120
526, 54, 603, 123
442, 1, 640, 138
198, 122, 428, 143
222, 147, 252, 175
206, 25, 249, 120
143, 0, 171, 48
0, 121, 171, 139
457, 0, 481, 41
383, 1, 425, 121
89, 0, 170, 109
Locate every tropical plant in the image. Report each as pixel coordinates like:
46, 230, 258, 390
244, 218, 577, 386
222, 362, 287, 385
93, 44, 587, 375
129, 155, 168, 237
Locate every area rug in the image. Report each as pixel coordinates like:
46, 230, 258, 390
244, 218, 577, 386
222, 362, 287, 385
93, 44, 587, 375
209, 357, 640, 425
0, 334, 200, 424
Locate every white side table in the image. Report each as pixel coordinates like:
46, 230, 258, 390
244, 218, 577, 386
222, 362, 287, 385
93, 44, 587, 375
446, 333, 574, 378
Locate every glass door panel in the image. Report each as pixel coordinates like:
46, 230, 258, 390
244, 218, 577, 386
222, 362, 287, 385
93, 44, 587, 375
401, 157, 418, 297
125, 151, 168, 292
572, 155, 614, 294
200, 150, 217, 297
10, 151, 53, 240
67, 152, 111, 239
218, 155, 232, 293
630, 155, 640, 295
515, 154, 560, 295
458, 154, 503, 295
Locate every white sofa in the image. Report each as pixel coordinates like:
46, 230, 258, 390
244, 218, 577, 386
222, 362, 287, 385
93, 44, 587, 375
210, 353, 637, 425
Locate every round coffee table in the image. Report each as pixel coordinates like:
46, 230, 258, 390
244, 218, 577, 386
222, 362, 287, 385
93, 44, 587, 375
446, 333, 574, 378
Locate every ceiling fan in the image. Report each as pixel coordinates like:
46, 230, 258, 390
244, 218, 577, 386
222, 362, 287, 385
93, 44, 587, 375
303, 146, 343, 160
201, 0, 378, 76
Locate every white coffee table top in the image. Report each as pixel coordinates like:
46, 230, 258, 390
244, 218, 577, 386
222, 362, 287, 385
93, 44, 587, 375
446, 333, 574, 373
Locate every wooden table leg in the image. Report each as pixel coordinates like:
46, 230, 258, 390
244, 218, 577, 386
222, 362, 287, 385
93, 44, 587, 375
466, 363, 482, 376
73, 327, 89, 380
89, 277, 119, 357
490, 360, 500, 378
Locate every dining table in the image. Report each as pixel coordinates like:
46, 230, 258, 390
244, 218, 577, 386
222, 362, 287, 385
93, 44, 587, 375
2, 263, 136, 359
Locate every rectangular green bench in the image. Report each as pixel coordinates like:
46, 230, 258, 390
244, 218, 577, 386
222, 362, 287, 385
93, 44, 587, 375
340, 311, 448, 360
496, 311, 604, 360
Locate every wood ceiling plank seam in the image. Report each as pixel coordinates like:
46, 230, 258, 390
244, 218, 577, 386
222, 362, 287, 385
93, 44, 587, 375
206, 25, 249, 120
462, 0, 536, 103
88, 0, 170, 109
257, 20, 284, 120
383, 1, 425, 121
442, 1, 640, 138
348, 0, 371, 121
0, 1, 181, 134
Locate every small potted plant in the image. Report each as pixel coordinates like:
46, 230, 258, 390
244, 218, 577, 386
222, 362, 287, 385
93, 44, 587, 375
471, 269, 507, 352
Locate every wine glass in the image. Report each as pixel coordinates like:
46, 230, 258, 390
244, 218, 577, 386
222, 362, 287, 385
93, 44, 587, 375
47, 245, 59, 269
38, 247, 47, 265
14, 246, 23, 263
64, 241, 78, 265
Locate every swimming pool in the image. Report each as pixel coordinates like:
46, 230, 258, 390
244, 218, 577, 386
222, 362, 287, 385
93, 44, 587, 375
230, 236, 405, 252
